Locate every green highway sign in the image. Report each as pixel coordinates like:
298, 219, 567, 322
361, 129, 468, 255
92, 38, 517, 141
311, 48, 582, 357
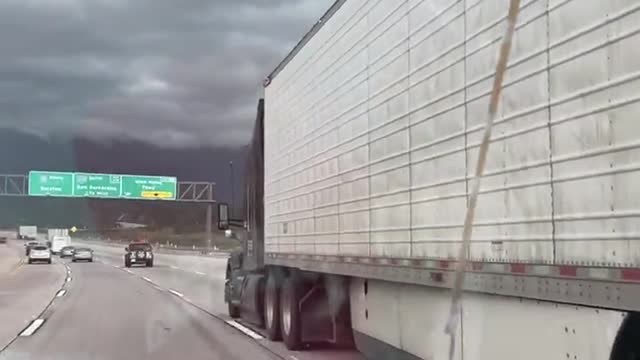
28, 171, 177, 200
74, 173, 122, 198
29, 171, 74, 197
122, 175, 177, 200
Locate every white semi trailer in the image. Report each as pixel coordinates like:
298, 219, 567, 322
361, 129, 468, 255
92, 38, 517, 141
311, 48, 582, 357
18, 225, 37, 240
220, 1, 640, 359
47, 228, 69, 242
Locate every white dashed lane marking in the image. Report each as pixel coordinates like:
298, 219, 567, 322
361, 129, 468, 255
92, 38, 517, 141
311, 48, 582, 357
225, 320, 264, 340
20, 319, 45, 337
56, 290, 67, 298
168, 289, 184, 298
194, 271, 206, 276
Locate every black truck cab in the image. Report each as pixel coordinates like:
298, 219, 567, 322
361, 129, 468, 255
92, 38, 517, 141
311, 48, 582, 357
124, 242, 154, 268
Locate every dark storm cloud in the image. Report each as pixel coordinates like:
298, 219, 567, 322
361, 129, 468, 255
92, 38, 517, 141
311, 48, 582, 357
0, 0, 334, 147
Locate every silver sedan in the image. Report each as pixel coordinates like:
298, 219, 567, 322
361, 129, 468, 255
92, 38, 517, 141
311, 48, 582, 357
71, 248, 93, 262
60, 246, 75, 258
28, 245, 52, 264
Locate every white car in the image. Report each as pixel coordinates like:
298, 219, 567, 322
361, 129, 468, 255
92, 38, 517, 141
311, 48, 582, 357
72, 248, 93, 262
28, 245, 52, 264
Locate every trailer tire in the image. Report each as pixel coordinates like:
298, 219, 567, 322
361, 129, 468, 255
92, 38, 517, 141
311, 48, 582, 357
228, 302, 240, 318
611, 312, 640, 360
280, 276, 302, 350
264, 274, 282, 340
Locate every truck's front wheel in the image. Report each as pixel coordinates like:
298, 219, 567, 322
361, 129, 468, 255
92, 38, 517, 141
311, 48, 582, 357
280, 277, 302, 350
264, 274, 282, 340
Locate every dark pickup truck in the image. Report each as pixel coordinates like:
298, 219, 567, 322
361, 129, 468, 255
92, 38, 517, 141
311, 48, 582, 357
124, 242, 154, 267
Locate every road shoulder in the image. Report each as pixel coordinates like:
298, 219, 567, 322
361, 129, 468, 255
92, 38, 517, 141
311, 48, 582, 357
0, 240, 24, 277
0, 257, 66, 351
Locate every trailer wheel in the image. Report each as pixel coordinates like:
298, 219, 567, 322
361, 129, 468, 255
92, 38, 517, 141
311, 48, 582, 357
280, 276, 302, 350
228, 302, 240, 318
610, 312, 640, 360
264, 274, 282, 340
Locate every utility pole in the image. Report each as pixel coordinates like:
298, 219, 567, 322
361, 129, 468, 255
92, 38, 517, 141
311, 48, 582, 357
229, 161, 234, 219
205, 182, 213, 251
205, 202, 212, 250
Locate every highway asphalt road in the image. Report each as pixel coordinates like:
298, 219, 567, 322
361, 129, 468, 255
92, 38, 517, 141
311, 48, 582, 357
0, 254, 278, 360
0, 240, 66, 350
0, 237, 23, 275
0, 240, 365, 360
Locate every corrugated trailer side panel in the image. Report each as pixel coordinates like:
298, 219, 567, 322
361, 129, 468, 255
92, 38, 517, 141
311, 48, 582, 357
264, 0, 640, 269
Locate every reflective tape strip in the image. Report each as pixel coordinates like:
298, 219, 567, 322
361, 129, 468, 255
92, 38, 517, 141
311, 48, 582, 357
510, 264, 526, 273
558, 266, 577, 277
621, 269, 640, 282
584, 267, 611, 280
266, 252, 640, 282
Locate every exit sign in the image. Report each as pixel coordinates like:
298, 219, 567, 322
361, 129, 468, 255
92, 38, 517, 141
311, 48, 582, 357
28, 171, 74, 197
28, 171, 177, 200
122, 175, 177, 200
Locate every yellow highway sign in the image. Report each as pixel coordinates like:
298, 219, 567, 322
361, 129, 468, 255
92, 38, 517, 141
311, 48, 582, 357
141, 191, 173, 199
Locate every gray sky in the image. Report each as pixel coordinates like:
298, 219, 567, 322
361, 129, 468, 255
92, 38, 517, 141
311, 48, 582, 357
0, 0, 333, 148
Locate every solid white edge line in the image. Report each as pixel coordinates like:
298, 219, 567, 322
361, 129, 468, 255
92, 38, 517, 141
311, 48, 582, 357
225, 320, 264, 340
168, 289, 184, 298
20, 319, 45, 337
56, 289, 66, 297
